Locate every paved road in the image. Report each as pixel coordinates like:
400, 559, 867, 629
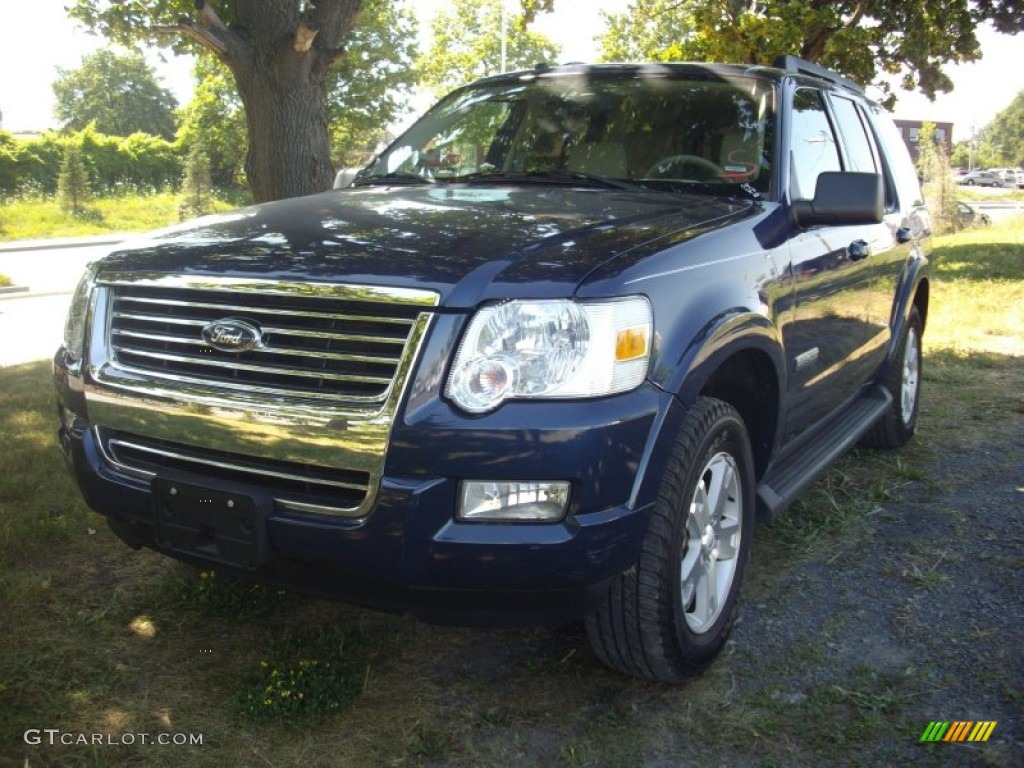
0, 239, 123, 368
0, 240, 119, 296
0, 294, 69, 368
974, 200, 1024, 224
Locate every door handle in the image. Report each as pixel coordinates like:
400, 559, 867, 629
848, 239, 871, 261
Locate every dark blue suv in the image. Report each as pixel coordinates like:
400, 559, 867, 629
55, 56, 930, 682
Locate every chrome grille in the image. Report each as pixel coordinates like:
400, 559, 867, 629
98, 428, 370, 516
105, 281, 429, 403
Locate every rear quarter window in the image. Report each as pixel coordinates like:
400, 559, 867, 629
867, 105, 926, 209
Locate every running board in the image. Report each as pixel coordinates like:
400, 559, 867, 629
756, 385, 892, 522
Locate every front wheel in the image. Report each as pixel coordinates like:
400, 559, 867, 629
586, 398, 755, 682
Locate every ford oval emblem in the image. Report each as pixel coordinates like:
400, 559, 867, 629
201, 318, 262, 353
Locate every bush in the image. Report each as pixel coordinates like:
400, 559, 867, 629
0, 127, 182, 199
178, 142, 214, 220
917, 122, 960, 235
57, 143, 92, 216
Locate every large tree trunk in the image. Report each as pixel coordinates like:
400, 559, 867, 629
233, 59, 335, 202
179, 0, 364, 203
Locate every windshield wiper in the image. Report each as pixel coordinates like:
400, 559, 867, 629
637, 178, 762, 202
351, 171, 435, 187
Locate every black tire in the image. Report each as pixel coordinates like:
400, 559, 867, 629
862, 307, 922, 448
585, 398, 755, 683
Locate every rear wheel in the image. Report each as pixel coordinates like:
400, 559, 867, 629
585, 398, 755, 682
862, 307, 922, 448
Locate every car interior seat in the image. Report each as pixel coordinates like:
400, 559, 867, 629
565, 141, 629, 178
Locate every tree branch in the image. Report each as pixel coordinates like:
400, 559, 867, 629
845, 1, 866, 29
152, 18, 229, 56
195, 0, 230, 33
293, 21, 319, 53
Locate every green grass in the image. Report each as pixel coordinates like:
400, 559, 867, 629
954, 185, 1024, 202
1, 219, 1022, 766
0, 192, 243, 241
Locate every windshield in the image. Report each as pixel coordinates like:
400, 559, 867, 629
357, 69, 775, 197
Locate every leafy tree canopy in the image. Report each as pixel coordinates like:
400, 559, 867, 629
419, 0, 562, 96
173, 0, 416, 182
176, 58, 247, 189
66, 0, 409, 201
53, 49, 178, 139
598, 0, 1024, 108
327, 0, 419, 166
980, 90, 1024, 167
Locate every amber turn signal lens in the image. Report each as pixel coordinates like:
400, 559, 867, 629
615, 327, 648, 361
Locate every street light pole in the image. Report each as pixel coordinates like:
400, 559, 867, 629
500, 0, 507, 73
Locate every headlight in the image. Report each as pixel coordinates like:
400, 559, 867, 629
445, 297, 652, 413
63, 265, 96, 363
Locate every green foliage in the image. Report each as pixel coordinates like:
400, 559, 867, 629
949, 89, 1024, 169
0, 128, 180, 198
177, 59, 247, 189
917, 122, 960, 234
418, 0, 562, 96
0, 131, 62, 198
67, 0, 418, 200
164, 569, 293, 620
519, 0, 556, 25
597, 1, 1023, 108
236, 627, 379, 722
978, 90, 1024, 167
326, 0, 420, 167
53, 49, 179, 139
178, 142, 214, 220
169, 2, 418, 177
56, 143, 92, 216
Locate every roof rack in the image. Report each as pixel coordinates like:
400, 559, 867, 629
772, 54, 863, 95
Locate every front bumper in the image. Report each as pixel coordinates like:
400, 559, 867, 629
55, 346, 673, 623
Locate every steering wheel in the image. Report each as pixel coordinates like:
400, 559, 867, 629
645, 154, 723, 181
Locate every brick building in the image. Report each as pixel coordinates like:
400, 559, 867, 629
893, 119, 954, 164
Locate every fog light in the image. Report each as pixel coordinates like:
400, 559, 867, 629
458, 481, 570, 522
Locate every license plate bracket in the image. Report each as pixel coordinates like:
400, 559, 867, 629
152, 478, 268, 570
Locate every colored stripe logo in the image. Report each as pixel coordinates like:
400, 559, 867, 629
920, 721, 997, 742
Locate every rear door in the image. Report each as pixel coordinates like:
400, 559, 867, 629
780, 86, 892, 442
825, 92, 907, 386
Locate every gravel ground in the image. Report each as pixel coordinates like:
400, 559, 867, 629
380, 430, 1023, 768
712, 431, 1024, 766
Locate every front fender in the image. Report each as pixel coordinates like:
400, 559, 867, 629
667, 311, 785, 406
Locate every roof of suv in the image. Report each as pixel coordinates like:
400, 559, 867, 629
483, 55, 865, 99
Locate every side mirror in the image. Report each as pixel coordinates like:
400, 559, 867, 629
792, 171, 883, 227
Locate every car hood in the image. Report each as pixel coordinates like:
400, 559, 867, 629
98, 184, 756, 308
